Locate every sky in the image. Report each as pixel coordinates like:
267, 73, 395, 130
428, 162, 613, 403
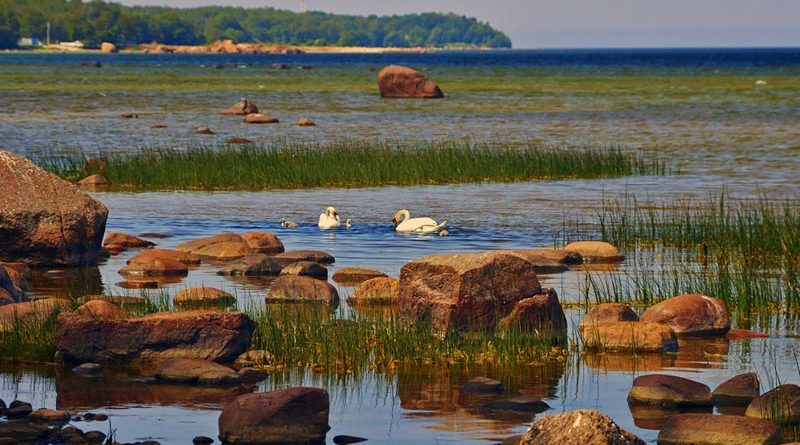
114, 0, 800, 48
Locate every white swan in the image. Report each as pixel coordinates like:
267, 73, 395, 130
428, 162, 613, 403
318, 206, 341, 229
392, 209, 446, 233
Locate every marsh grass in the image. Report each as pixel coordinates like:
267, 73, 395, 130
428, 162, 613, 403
42, 139, 667, 190
0, 311, 59, 363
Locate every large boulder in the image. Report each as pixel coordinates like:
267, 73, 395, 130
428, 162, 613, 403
498, 288, 567, 342
657, 413, 783, 445
578, 303, 639, 336
399, 251, 541, 332
348, 277, 399, 305
241, 232, 284, 255
581, 321, 678, 353
713, 372, 760, 406
563, 241, 624, 262
0, 150, 108, 266
377, 65, 444, 99
266, 275, 339, 304
218, 254, 283, 276
56, 310, 255, 364
331, 267, 388, 285
220, 99, 259, 115
218, 388, 330, 444
640, 294, 731, 336
627, 374, 713, 407
746, 384, 800, 424
519, 409, 644, 445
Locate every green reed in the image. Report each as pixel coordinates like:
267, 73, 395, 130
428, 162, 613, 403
0, 312, 59, 363
42, 139, 666, 190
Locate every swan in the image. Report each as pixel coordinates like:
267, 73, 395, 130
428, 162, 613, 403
392, 209, 446, 233
318, 207, 341, 229
280, 218, 298, 228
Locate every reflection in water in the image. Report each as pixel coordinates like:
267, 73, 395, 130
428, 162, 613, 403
628, 404, 712, 430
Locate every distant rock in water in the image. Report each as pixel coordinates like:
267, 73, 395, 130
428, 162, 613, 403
378, 65, 444, 99
244, 113, 279, 124
296, 118, 317, 126
0, 150, 108, 267
220, 98, 259, 115
100, 42, 117, 53
195, 126, 215, 135
225, 137, 253, 144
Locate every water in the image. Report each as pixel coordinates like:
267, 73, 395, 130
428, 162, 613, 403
1, 49, 800, 444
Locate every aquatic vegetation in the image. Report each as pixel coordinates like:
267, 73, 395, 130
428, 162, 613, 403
0, 312, 59, 363
42, 139, 667, 190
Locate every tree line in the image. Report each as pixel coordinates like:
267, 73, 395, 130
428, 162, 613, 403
0, 0, 512, 49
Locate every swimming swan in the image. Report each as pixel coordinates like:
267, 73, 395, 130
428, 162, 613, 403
344, 218, 352, 228
392, 209, 446, 233
318, 206, 341, 229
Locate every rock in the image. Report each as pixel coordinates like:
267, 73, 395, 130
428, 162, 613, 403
399, 251, 541, 332
727, 328, 769, 340
77, 173, 108, 187
582, 321, 678, 353
72, 362, 103, 376
119, 257, 188, 277
244, 113, 279, 124
84, 294, 147, 307
0, 150, 108, 266
235, 350, 273, 369
75, 300, 129, 320
150, 124, 168, 129
481, 396, 550, 413
519, 409, 644, 445
275, 250, 335, 266
713, 372, 760, 406
177, 233, 251, 260
194, 436, 214, 445
563, 241, 624, 262
512, 248, 584, 273
120, 112, 138, 118
218, 388, 331, 444
640, 294, 731, 336
0, 261, 31, 291
746, 384, 800, 424
7, 400, 32, 418
297, 118, 317, 126
225, 137, 253, 144
156, 358, 240, 385
628, 374, 713, 407
241, 232, 284, 254
331, 267, 388, 285
377, 65, 444, 99
0, 299, 69, 331
174, 287, 235, 307
103, 243, 125, 255
498, 288, 567, 342
348, 277, 400, 305
0, 267, 21, 303
280, 261, 328, 280
115, 280, 158, 289
333, 436, 367, 445
103, 232, 154, 248
578, 303, 639, 336
220, 99, 258, 115
218, 254, 283, 276
195, 126, 215, 135
56, 310, 255, 364
128, 248, 202, 266
266, 275, 339, 304
657, 413, 783, 445
29, 408, 71, 423
463, 377, 503, 393
100, 42, 117, 53
85, 430, 106, 444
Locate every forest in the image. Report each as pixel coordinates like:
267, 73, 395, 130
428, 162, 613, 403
0, 0, 512, 49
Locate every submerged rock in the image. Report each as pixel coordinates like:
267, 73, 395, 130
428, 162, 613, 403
156, 358, 240, 385
581, 321, 678, 353
463, 377, 504, 393
280, 261, 328, 280
627, 374, 713, 407
275, 250, 335, 266
0, 150, 108, 266
657, 413, 783, 445
103, 232, 155, 248
482, 396, 550, 413
244, 113, 279, 124
377, 65, 444, 99
297, 118, 317, 126
331, 267, 388, 285
519, 409, 644, 445
218, 388, 331, 444
640, 294, 731, 336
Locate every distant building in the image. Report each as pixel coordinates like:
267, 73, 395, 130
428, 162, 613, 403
17, 37, 43, 47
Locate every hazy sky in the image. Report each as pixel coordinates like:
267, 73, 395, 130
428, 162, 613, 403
115, 0, 800, 48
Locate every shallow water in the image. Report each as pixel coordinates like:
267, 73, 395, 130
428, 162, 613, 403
2, 49, 800, 444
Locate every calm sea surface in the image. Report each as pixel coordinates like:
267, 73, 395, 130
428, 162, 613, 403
1, 48, 799, 444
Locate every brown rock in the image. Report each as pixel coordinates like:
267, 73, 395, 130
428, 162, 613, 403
640, 294, 731, 336
156, 358, 240, 385
119, 257, 188, 276
499, 288, 567, 342
244, 113, 279, 124
174, 287, 235, 307
76, 300, 129, 320
275, 250, 335, 266
581, 321, 678, 353
331, 267, 388, 285
150, 124, 168, 129
0, 298, 69, 331
225, 137, 253, 144
115, 280, 158, 289
280, 261, 328, 280
128, 248, 201, 266
657, 413, 783, 445
29, 408, 71, 423
56, 310, 255, 364
220, 99, 258, 115
296, 118, 317, 126
746, 384, 800, 424
377, 65, 444, 99
77, 173, 108, 187
512, 248, 583, 273
564, 241, 624, 263
0, 150, 108, 266
104, 243, 125, 255
266, 275, 339, 304
176, 233, 246, 256
193, 241, 252, 261
84, 294, 147, 307
348, 277, 399, 305
628, 374, 713, 407
399, 251, 541, 332
103, 232, 155, 248
235, 350, 273, 369
100, 42, 117, 53
195, 126, 215, 135
579, 303, 639, 335
463, 376, 503, 393
727, 328, 769, 340
218, 388, 331, 444
241, 232, 284, 255
519, 409, 644, 445
713, 372, 760, 406
218, 254, 283, 276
